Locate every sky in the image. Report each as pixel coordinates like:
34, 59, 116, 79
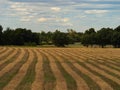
0, 0, 120, 32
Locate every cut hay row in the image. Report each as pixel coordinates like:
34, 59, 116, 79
0, 48, 15, 60
56, 48, 119, 88
15, 49, 36, 90
87, 60, 120, 76
47, 49, 89, 90
84, 62, 120, 89
41, 50, 67, 90
38, 50, 56, 90
86, 60, 120, 80
0, 47, 120, 90
3, 49, 29, 90
31, 49, 44, 90
0, 49, 17, 66
66, 49, 120, 89
0, 47, 8, 54
0, 49, 21, 71
43, 49, 77, 90
0, 49, 23, 77
52, 49, 112, 90
71, 49, 120, 73
68, 49, 120, 72
0, 48, 23, 89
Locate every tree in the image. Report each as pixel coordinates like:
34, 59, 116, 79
114, 25, 120, 32
81, 34, 90, 47
52, 30, 69, 47
85, 28, 96, 34
2, 28, 14, 45
81, 28, 96, 47
39, 31, 47, 44
32, 32, 40, 45
111, 31, 120, 48
0, 25, 3, 45
67, 29, 77, 44
96, 28, 113, 48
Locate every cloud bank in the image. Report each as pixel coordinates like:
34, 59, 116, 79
0, 0, 120, 32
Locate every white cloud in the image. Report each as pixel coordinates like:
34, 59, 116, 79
51, 7, 61, 12
37, 17, 70, 23
62, 18, 69, 22
38, 17, 48, 22
20, 15, 34, 22
85, 10, 108, 14
20, 18, 30, 22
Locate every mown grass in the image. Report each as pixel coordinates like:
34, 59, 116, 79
0, 49, 29, 89
87, 60, 120, 79
39, 50, 56, 90
0, 49, 21, 71
94, 59, 120, 72
54, 51, 101, 90
55, 61, 77, 90
0, 47, 8, 54
45, 51, 77, 90
77, 60, 120, 90
16, 50, 37, 90
0, 48, 15, 61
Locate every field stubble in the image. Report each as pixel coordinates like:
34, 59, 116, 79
0, 47, 120, 90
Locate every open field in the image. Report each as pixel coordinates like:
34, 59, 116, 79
0, 47, 120, 90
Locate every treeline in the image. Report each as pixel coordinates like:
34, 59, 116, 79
0, 25, 120, 47
81, 26, 120, 48
0, 26, 39, 46
0, 25, 82, 47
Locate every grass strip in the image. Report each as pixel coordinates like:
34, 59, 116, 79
87, 60, 120, 79
0, 48, 15, 61
0, 48, 8, 54
54, 51, 101, 90
66, 61, 100, 90
39, 51, 56, 90
95, 59, 120, 72
16, 50, 37, 90
0, 49, 29, 89
0, 49, 20, 71
55, 60, 77, 90
45, 51, 77, 90
77, 60, 120, 90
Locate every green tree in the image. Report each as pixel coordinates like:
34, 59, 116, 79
3, 28, 14, 45
32, 32, 40, 45
39, 31, 47, 44
114, 25, 120, 32
85, 28, 96, 34
81, 28, 96, 47
96, 28, 113, 48
67, 29, 77, 44
52, 30, 69, 47
0, 25, 3, 45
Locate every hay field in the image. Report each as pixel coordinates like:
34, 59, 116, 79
0, 47, 120, 90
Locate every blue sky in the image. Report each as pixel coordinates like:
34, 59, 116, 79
0, 0, 120, 32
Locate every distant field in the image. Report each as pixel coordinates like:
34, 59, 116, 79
0, 47, 120, 90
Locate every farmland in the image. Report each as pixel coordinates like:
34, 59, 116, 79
0, 47, 120, 90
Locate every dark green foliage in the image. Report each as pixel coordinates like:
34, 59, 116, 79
16, 50, 37, 90
0, 25, 3, 44
39, 51, 56, 90
39, 31, 53, 45
111, 32, 120, 48
81, 28, 96, 47
1, 26, 40, 46
96, 28, 113, 48
52, 30, 69, 47
67, 29, 82, 44
0, 24, 120, 47
114, 25, 120, 32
